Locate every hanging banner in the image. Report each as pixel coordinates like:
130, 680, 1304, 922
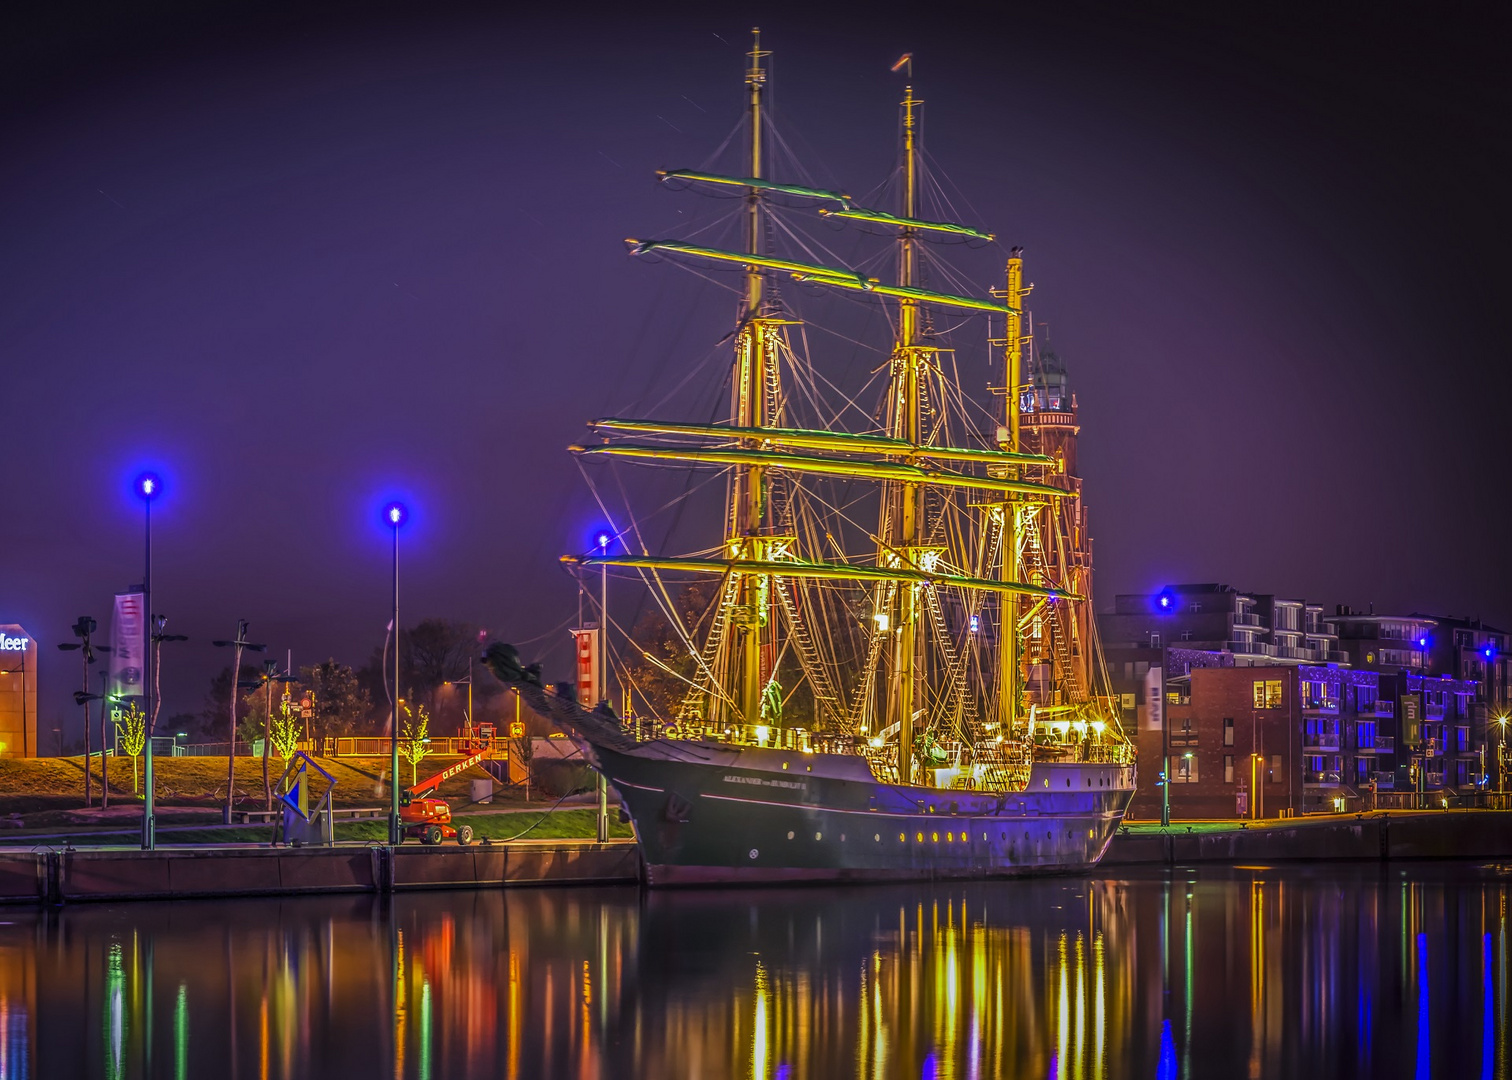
570, 628, 600, 707
1144, 665, 1164, 732
110, 592, 146, 700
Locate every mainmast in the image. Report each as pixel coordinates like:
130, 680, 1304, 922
998, 249, 1026, 734
731, 28, 773, 728
890, 64, 924, 784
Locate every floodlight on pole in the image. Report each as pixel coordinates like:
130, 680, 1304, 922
385, 501, 407, 845
133, 472, 161, 849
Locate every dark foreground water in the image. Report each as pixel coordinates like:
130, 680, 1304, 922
0, 863, 1506, 1079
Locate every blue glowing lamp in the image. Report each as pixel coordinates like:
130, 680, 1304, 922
135, 472, 161, 501
593, 528, 613, 552
1155, 588, 1176, 613
383, 501, 408, 529
1483, 644, 1496, 660
1417, 635, 1429, 649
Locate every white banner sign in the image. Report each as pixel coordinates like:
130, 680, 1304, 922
110, 592, 146, 699
1144, 665, 1164, 732
571, 628, 600, 707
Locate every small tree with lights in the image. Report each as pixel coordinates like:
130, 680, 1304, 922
399, 702, 431, 787
269, 687, 303, 762
115, 702, 148, 795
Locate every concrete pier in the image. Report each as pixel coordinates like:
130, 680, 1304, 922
1101, 810, 1512, 866
0, 839, 640, 905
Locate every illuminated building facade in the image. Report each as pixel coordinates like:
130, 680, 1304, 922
1102, 591, 1496, 815
0, 624, 37, 758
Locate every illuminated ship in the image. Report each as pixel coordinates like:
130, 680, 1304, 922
486, 31, 1135, 885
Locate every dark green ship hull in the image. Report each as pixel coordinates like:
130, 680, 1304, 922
488, 649, 1135, 887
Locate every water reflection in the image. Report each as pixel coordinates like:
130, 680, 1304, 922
0, 863, 1504, 1078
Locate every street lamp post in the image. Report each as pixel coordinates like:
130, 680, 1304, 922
211, 621, 266, 825
58, 616, 103, 808
384, 502, 407, 845
145, 615, 189, 847
133, 473, 160, 849
594, 529, 611, 843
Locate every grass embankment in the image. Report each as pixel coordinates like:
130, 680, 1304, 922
0, 755, 622, 846
0, 754, 503, 814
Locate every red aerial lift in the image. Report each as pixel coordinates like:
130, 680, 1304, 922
398, 722, 496, 846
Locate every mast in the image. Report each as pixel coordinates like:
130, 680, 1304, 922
999, 249, 1026, 733
732, 28, 771, 728
892, 67, 923, 784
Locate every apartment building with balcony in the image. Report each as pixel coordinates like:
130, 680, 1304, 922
1332, 607, 1494, 792
1101, 587, 1490, 815
1100, 583, 1347, 666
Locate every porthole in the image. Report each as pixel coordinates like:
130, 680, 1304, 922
916, 832, 924, 842
875, 834, 882, 842
749, 849, 759, 859
931, 832, 939, 843
787, 831, 795, 840
782, 762, 789, 770
899, 833, 906, 842
982, 833, 988, 842
946, 832, 953, 842
815, 832, 823, 841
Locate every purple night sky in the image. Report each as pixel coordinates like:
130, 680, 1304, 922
2, 0, 1508, 736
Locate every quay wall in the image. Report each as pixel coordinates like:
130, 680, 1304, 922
1101, 810, 1512, 866
0, 812, 1503, 903
0, 840, 640, 905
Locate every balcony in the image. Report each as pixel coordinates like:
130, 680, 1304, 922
1371, 771, 1396, 790
1426, 703, 1445, 720
1303, 733, 1342, 751
1277, 645, 1322, 661
1227, 640, 1274, 657
1372, 701, 1395, 718
1304, 771, 1344, 787
1426, 771, 1446, 787
1373, 735, 1395, 753
1302, 698, 1340, 714
1232, 613, 1262, 628
1328, 650, 1351, 663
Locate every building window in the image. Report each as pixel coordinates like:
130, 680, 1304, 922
1223, 718, 1234, 746
1224, 755, 1235, 783
1253, 680, 1283, 709
1269, 754, 1282, 781
1150, 633, 1162, 648
1175, 756, 1199, 783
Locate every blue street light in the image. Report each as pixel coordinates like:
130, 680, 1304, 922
133, 471, 162, 849
1155, 588, 1176, 613
384, 500, 407, 844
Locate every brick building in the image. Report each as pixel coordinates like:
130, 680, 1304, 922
1103, 587, 1490, 818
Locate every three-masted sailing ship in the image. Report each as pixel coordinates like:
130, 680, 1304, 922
487, 32, 1136, 885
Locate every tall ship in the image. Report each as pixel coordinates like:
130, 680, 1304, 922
486, 32, 1135, 885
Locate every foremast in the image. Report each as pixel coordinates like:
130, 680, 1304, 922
884, 72, 926, 785
730, 27, 776, 731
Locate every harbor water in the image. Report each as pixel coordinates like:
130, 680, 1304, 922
0, 861, 1506, 1078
